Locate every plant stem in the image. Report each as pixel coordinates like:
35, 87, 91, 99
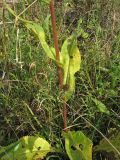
49, 0, 63, 88
49, 0, 67, 131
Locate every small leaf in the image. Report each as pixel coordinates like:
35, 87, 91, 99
92, 98, 110, 115
63, 131, 93, 160
82, 32, 89, 39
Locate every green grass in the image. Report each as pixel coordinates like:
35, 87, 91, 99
0, 0, 120, 159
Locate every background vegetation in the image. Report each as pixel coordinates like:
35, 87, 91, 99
0, 0, 120, 159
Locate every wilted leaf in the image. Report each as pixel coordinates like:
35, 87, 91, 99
0, 136, 51, 160
92, 98, 110, 115
63, 131, 93, 160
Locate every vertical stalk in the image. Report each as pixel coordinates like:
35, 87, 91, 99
49, 0, 63, 88
49, 0, 67, 131
16, 28, 19, 63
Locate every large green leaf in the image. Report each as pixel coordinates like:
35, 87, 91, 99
63, 131, 93, 160
61, 37, 81, 101
0, 136, 51, 160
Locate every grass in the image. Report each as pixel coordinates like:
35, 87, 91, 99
0, 0, 120, 159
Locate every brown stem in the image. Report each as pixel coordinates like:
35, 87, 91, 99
49, 0, 67, 131
49, 0, 63, 89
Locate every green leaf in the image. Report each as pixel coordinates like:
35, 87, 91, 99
25, 22, 55, 60
3, 2, 16, 16
4, 3, 30, 23
82, 32, 89, 39
92, 98, 110, 115
94, 131, 120, 159
60, 39, 70, 85
0, 136, 51, 160
61, 36, 81, 101
4, 3, 55, 60
63, 131, 93, 160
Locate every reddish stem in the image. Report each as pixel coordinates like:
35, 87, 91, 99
49, 0, 63, 89
49, 0, 67, 131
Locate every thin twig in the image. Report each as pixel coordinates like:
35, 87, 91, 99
17, 0, 38, 18
0, 21, 14, 25
81, 116, 120, 156
16, 27, 19, 63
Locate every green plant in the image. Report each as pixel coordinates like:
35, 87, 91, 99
63, 131, 92, 160
0, 136, 51, 160
1, 1, 120, 160
95, 131, 120, 160
4, 2, 81, 103
1, 1, 92, 160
